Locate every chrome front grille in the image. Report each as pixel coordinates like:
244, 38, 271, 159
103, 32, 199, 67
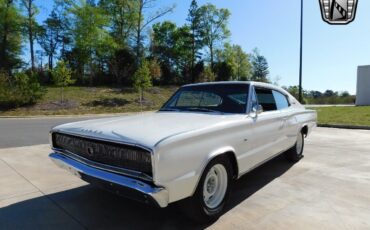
52, 133, 152, 176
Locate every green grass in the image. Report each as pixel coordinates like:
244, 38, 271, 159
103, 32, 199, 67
0, 86, 177, 116
311, 106, 370, 126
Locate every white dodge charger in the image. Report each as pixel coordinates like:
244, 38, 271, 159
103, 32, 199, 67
49, 81, 317, 222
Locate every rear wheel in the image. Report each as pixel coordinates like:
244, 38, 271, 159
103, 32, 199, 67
180, 156, 232, 223
285, 131, 304, 162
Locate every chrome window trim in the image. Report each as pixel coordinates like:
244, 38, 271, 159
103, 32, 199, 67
247, 84, 257, 114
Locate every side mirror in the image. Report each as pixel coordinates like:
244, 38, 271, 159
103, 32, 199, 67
250, 104, 263, 118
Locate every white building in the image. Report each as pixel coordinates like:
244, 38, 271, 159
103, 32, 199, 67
356, 66, 370, 106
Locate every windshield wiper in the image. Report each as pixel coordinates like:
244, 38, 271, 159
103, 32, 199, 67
182, 107, 221, 113
160, 107, 221, 113
159, 108, 180, 112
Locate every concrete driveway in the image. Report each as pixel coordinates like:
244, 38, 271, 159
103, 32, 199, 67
1, 127, 370, 229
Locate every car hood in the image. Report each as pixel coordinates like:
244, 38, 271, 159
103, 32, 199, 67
52, 112, 238, 148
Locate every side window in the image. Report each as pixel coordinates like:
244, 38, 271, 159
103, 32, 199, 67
255, 88, 277, 112
273, 90, 290, 110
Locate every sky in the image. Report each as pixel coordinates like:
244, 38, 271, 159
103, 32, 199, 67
34, 0, 370, 94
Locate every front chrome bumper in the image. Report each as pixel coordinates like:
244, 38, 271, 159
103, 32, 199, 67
49, 152, 169, 208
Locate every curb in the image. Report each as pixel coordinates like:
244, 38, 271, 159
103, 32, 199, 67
318, 124, 370, 131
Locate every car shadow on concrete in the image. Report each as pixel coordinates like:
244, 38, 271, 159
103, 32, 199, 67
0, 155, 294, 230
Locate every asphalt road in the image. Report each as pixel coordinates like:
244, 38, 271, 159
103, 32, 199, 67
1, 127, 370, 229
0, 117, 109, 148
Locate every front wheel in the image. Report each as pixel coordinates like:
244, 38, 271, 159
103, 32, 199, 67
180, 156, 232, 223
285, 131, 304, 162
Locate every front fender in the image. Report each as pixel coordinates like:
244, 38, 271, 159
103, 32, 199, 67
152, 125, 247, 202
190, 146, 237, 196
151, 118, 249, 203
154, 142, 237, 203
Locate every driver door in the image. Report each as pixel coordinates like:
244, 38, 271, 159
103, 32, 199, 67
239, 86, 285, 172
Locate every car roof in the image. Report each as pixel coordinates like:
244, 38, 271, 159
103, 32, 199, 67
183, 81, 277, 89
183, 81, 293, 97
183, 81, 251, 87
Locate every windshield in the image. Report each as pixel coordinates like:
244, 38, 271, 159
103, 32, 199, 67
160, 84, 249, 114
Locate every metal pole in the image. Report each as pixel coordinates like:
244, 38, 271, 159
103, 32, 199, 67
299, 0, 303, 103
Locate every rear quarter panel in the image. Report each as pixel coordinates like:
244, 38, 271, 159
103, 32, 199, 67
296, 109, 317, 136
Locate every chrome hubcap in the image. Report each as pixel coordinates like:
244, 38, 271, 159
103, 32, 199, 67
203, 164, 228, 209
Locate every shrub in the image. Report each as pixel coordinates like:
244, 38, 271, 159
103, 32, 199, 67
0, 71, 45, 109
52, 61, 75, 103
133, 60, 152, 101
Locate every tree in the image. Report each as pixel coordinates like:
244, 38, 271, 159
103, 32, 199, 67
172, 25, 193, 82
251, 49, 269, 82
151, 21, 177, 66
283, 85, 300, 99
70, 0, 117, 85
148, 58, 161, 82
199, 65, 215, 82
99, 0, 136, 48
109, 47, 136, 85
52, 60, 74, 103
214, 61, 232, 81
0, 0, 23, 74
133, 0, 175, 63
233, 45, 251, 81
198, 4, 230, 71
216, 43, 251, 81
20, 0, 39, 72
37, 10, 63, 70
309, 90, 322, 99
187, 0, 203, 82
53, 0, 73, 60
340, 91, 350, 97
133, 59, 152, 102
323, 90, 336, 97
151, 21, 192, 84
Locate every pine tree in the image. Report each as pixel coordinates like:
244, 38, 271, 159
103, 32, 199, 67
133, 60, 152, 102
251, 49, 270, 83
